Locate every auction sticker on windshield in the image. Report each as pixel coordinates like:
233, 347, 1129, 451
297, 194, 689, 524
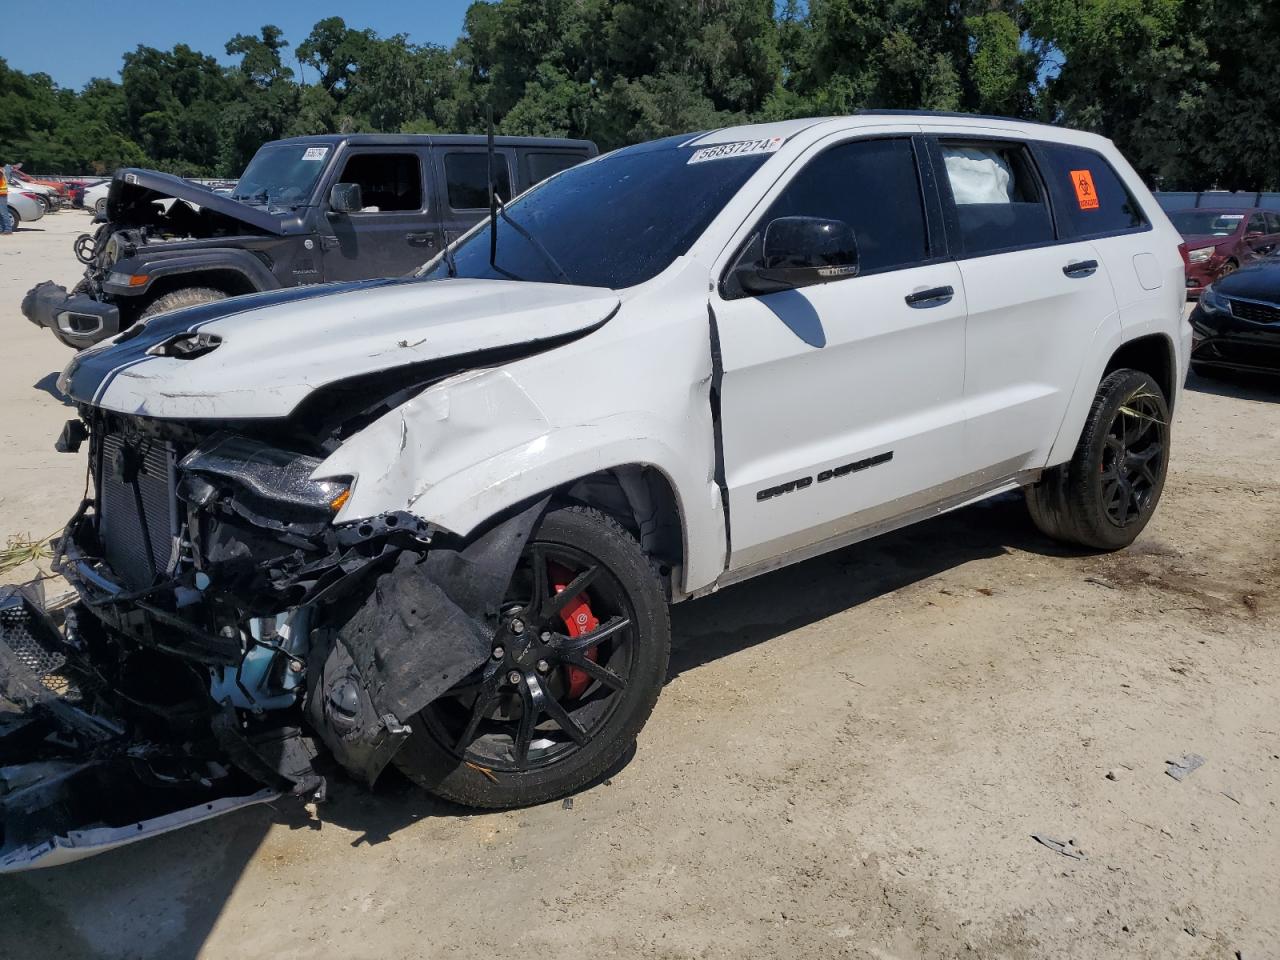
688, 137, 784, 164
302, 147, 329, 161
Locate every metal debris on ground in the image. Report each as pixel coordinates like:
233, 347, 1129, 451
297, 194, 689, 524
1084, 576, 1117, 590
562, 797, 574, 810
1165, 754, 1207, 782
1031, 834, 1086, 860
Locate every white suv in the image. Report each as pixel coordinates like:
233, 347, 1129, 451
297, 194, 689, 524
50, 113, 1188, 819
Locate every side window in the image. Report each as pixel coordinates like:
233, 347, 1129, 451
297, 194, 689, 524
1247, 212, 1267, 236
336, 153, 423, 212
759, 137, 931, 275
1036, 144, 1148, 239
1267, 212, 1280, 234
940, 141, 1054, 255
444, 153, 513, 210
526, 152, 584, 186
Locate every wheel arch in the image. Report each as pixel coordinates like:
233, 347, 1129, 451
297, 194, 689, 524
1101, 332, 1178, 412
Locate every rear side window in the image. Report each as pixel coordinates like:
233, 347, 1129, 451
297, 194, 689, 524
1267, 212, 1280, 234
526, 152, 584, 186
337, 153, 423, 212
1247, 212, 1267, 235
445, 153, 513, 209
941, 141, 1054, 256
1037, 144, 1148, 239
761, 137, 931, 275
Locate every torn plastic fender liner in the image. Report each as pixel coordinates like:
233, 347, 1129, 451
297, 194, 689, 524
309, 496, 550, 783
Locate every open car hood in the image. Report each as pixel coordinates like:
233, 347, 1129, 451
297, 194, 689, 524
58, 278, 620, 420
106, 168, 285, 235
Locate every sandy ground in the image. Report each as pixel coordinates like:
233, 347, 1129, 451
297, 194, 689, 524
0, 213, 1277, 960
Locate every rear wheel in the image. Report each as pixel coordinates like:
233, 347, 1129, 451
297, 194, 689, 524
1026, 369, 1170, 550
394, 506, 671, 808
94, 197, 108, 218
140, 286, 227, 320
9, 208, 19, 228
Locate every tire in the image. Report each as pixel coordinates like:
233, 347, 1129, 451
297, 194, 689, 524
394, 505, 671, 808
94, 197, 108, 218
1026, 369, 1170, 550
37, 196, 51, 214
140, 286, 227, 320
9, 208, 19, 227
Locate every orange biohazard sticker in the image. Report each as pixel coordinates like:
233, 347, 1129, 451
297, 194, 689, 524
1070, 169, 1099, 210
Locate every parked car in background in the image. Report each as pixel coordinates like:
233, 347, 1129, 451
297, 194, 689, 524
7, 190, 46, 227
68, 178, 109, 209
23, 133, 598, 348
82, 180, 111, 218
9, 174, 59, 214
1189, 253, 1280, 377
1169, 207, 1280, 296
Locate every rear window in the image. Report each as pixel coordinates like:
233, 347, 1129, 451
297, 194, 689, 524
526, 152, 584, 186
445, 153, 513, 209
1037, 144, 1148, 239
941, 142, 1054, 256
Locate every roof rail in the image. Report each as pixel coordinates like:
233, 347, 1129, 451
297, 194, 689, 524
854, 109, 1058, 127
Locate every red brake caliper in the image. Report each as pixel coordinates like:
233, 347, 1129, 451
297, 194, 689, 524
548, 562, 599, 699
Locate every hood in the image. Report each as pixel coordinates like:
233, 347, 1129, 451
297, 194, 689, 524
59, 278, 620, 420
1180, 233, 1234, 250
107, 168, 284, 235
1212, 259, 1280, 302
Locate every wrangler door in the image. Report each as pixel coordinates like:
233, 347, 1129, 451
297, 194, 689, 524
713, 135, 967, 573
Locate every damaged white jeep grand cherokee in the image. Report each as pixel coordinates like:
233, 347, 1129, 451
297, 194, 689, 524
3, 113, 1189, 866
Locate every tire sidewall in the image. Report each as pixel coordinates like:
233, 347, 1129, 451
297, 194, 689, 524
393, 505, 671, 808
1070, 370, 1170, 549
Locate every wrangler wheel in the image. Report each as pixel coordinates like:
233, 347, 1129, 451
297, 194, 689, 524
393, 506, 670, 808
1026, 369, 1170, 550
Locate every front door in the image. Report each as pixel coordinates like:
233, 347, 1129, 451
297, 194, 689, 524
319, 148, 439, 281
713, 135, 968, 573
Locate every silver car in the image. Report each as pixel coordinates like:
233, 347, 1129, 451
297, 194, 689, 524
6, 189, 45, 228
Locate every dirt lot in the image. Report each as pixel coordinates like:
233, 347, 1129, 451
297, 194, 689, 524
1, 213, 1277, 960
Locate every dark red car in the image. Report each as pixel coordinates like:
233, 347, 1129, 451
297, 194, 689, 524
1169, 207, 1280, 297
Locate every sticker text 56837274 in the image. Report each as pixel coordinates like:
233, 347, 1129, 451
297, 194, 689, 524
688, 137, 785, 165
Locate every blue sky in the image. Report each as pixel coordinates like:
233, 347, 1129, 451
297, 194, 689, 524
6, 0, 475, 89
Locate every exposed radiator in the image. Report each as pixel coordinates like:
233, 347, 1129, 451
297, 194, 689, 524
97, 433, 179, 590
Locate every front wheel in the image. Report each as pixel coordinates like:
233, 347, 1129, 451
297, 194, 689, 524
394, 506, 671, 808
94, 197, 108, 218
140, 286, 227, 320
1026, 369, 1170, 550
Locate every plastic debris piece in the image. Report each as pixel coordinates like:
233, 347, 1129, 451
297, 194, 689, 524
1031, 834, 1086, 860
1165, 754, 1206, 782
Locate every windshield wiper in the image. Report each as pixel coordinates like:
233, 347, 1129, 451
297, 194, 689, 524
484, 107, 569, 284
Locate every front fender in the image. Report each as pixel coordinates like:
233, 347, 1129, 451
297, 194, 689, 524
104, 248, 279, 297
316, 368, 727, 596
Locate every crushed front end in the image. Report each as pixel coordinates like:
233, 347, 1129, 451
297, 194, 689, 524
4, 407, 528, 870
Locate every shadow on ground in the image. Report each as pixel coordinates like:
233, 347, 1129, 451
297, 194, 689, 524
1, 492, 1065, 960
1185, 368, 1280, 402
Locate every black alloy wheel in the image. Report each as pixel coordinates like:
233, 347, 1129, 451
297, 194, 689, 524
395, 506, 670, 808
1098, 387, 1166, 527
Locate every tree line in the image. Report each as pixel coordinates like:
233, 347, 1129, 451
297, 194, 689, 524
1, 0, 1276, 190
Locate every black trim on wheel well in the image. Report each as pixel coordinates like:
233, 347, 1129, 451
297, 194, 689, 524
561, 466, 685, 597
1104, 334, 1177, 410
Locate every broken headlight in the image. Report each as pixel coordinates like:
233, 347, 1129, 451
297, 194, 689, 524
179, 434, 351, 514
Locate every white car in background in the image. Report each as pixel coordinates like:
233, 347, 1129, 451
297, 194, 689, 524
7, 190, 45, 227
83, 180, 111, 218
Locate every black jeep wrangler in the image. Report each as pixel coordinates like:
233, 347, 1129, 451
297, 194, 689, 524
22, 133, 597, 349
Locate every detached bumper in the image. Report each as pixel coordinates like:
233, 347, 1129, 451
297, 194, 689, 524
0, 584, 278, 872
21, 281, 121, 349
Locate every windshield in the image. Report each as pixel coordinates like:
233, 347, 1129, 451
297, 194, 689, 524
419, 134, 774, 289
232, 143, 331, 208
1168, 210, 1246, 236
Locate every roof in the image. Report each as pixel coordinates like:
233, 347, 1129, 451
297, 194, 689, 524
268, 133, 596, 151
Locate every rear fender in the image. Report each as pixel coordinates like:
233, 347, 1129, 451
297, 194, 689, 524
1045, 311, 1125, 467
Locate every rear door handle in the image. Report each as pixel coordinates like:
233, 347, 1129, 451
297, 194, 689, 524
1063, 259, 1098, 278
904, 285, 954, 308
406, 232, 436, 248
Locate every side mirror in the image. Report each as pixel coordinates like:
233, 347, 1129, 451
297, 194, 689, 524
328, 182, 363, 215
740, 216, 859, 295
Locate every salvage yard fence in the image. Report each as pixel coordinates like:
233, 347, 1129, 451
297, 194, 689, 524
1154, 192, 1280, 211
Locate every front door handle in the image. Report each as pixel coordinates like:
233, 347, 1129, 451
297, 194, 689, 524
1063, 259, 1098, 278
406, 232, 436, 248
320, 235, 340, 250
904, 285, 954, 308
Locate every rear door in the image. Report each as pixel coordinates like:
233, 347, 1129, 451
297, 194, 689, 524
319, 147, 438, 280
437, 147, 517, 247
714, 134, 969, 572
1244, 211, 1279, 258
929, 135, 1119, 476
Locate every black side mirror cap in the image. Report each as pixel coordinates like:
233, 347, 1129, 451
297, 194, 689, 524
740, 216, 860, 295
328, 182, 363, 216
